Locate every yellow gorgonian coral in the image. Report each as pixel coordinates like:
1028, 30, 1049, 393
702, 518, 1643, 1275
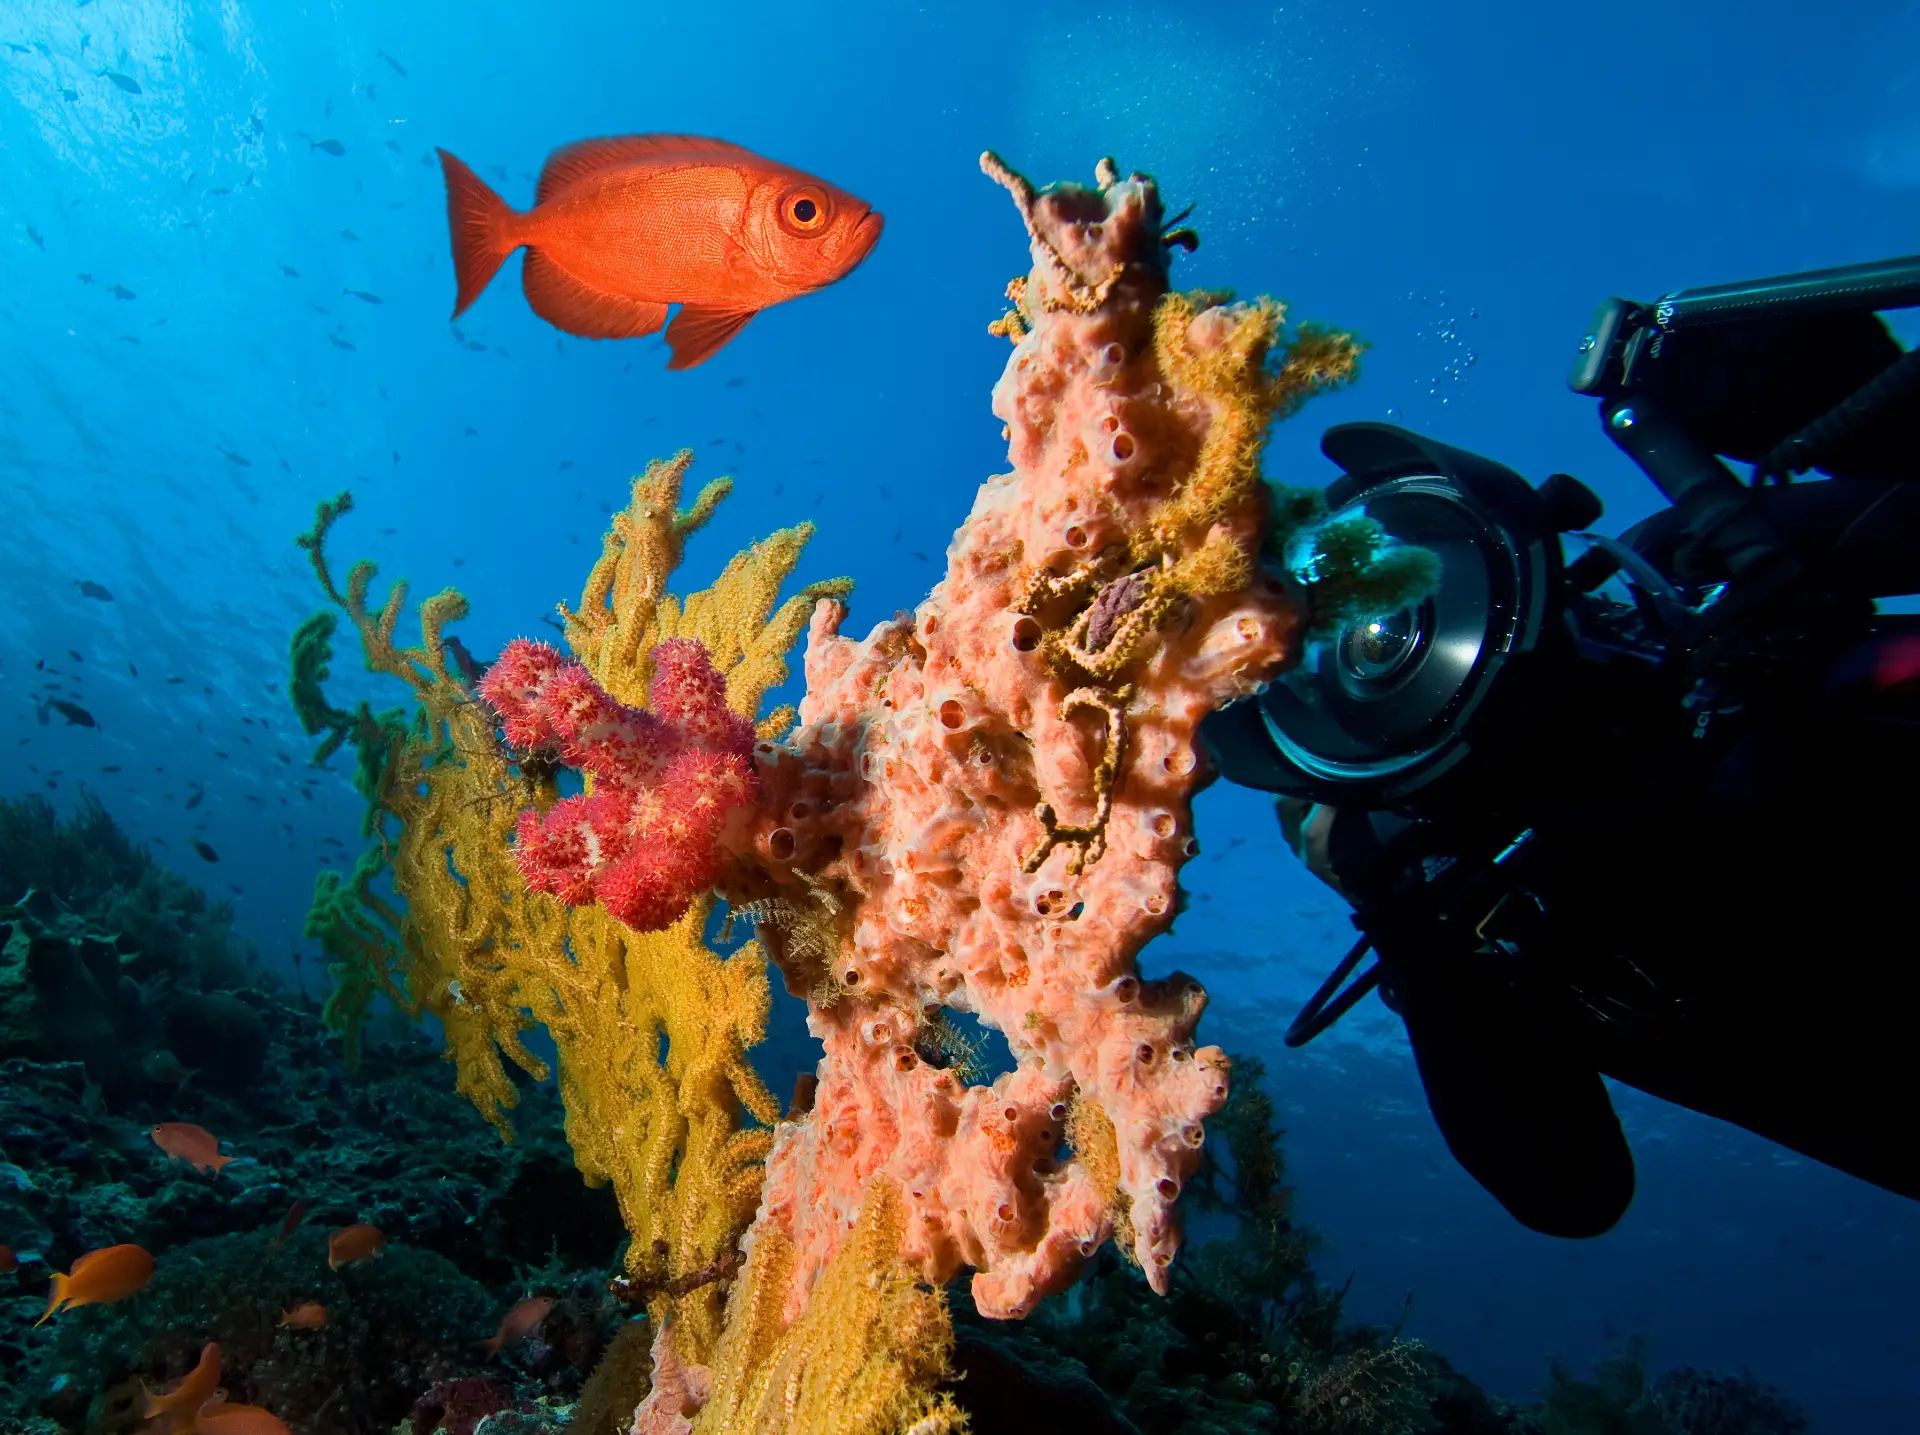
294, 452, 848, 1361
696, 1178, 966, 1435
562, 451, 853, 740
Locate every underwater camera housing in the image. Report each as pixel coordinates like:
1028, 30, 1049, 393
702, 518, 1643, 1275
1202, 253, 1920, 1234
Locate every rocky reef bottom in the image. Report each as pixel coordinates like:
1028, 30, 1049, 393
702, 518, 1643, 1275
0, 794, 1812, 1434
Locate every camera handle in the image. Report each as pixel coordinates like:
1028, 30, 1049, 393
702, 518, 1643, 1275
1598, 394, 1803, 642
1285, 824, 1538, 1048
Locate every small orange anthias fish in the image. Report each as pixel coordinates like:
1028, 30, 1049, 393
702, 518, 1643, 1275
0, 1244, 15, 1274
142, 1342, 221, 1430
279, 1300, 327, 1330
436, 134, 883, 369
36, 1243, 155, 1325
151, 1122, 234, 1175
270, 1197, 311, 1253
480, 1294, 555, 1357
327, 1223, 385, 1271
194, 1399, 294, 1435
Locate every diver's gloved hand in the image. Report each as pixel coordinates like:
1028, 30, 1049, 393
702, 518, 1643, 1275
1387, 944, 1637, 1238
1276, 796, 1353, 899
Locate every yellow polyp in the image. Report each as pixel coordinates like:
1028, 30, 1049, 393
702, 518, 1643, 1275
1065, 1096, 1136, 1265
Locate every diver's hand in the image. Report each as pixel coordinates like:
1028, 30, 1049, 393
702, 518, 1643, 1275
1276, 796, 1352, 900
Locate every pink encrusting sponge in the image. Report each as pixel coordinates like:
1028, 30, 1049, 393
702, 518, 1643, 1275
722, 153, 1358, 1325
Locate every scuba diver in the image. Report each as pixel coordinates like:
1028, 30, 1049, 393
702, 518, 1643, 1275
1200, 253, 1920, 1239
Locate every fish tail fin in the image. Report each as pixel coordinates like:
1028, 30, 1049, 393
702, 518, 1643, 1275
34, 1272, 68, 1327
437, 148, 518, 319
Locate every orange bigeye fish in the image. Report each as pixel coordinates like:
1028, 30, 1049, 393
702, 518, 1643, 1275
436, 134, 883, 369
36, 1243, 155, 1324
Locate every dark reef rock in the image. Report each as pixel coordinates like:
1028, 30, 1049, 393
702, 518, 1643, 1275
1, 905, 143, 1100
952, 1332, 1145, 1435
163, 990, 270, 1091
408, 1375, 526, 1435
1650, 1368, 1811, 1435
137, 1232, 493, 1435
1535, 1345, 1814, 1435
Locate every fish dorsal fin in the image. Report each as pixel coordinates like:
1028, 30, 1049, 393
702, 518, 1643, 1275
536, 134, 757, 204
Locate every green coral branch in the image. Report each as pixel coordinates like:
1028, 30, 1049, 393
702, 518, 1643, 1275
289, 611, 415, 812
305, 845, 417, 1070
299, 491, 470, 697
289, 491, 471, 1068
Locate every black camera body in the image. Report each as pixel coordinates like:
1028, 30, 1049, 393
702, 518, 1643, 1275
1202, 255, 1920, 1235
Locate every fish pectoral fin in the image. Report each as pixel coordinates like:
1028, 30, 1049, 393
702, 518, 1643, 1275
522, 250, 669, 340
665, 305, 758, 370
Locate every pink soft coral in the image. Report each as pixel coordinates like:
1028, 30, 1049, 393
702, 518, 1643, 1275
478, 637, 756, 930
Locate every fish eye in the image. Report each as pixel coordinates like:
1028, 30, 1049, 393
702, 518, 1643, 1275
780, 186, 831, 236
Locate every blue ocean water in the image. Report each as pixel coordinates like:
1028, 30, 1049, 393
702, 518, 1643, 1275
2, 0, 1916, 1429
